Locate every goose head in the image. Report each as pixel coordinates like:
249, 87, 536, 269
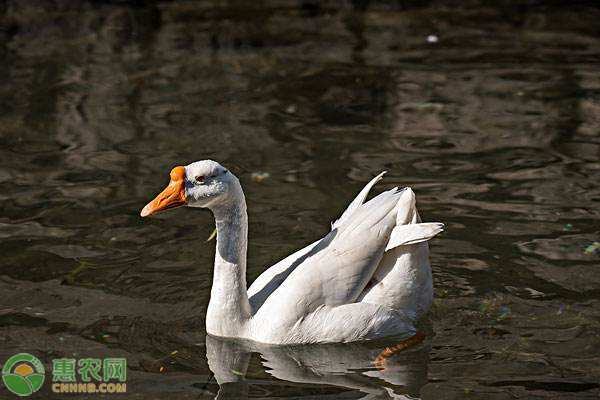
140, 160, 240, 217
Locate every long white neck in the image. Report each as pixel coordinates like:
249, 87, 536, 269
206, 186, 252, 337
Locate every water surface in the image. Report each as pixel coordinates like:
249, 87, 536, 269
1, 1, 600, 399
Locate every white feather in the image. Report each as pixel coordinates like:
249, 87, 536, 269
385, 222, 445, 251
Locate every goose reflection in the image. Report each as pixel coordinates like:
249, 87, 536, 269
206, 334, 430, 399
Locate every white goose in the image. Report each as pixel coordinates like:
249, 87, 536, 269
141, 160, 443, 344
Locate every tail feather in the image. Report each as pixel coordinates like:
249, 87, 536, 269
385, 223, 444, 251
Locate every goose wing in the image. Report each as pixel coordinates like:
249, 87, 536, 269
251, 187, 405, 334
247, 173, 391, 312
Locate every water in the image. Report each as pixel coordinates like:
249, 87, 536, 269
1, 1, 599, 398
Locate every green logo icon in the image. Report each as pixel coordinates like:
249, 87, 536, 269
2, 353, 45, 396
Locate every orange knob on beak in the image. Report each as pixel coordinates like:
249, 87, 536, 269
140, 166, 187, 217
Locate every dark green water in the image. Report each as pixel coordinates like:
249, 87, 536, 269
1, 1, 600, 399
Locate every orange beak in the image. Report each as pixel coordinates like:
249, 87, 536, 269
140, 166, 187, 217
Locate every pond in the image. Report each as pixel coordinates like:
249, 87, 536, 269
1, 1, 599, 399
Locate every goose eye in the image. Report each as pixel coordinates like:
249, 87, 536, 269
195, 175, 205, 183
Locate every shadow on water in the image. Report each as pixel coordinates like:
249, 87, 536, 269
206, 334, 429, 399
1, 0, 600, 399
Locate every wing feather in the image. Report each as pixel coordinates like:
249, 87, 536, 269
253, 188, 403, 332
249, 172, 391, 314
331, 172, 386, 230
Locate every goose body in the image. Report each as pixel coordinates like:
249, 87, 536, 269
141, 160, 443, 344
